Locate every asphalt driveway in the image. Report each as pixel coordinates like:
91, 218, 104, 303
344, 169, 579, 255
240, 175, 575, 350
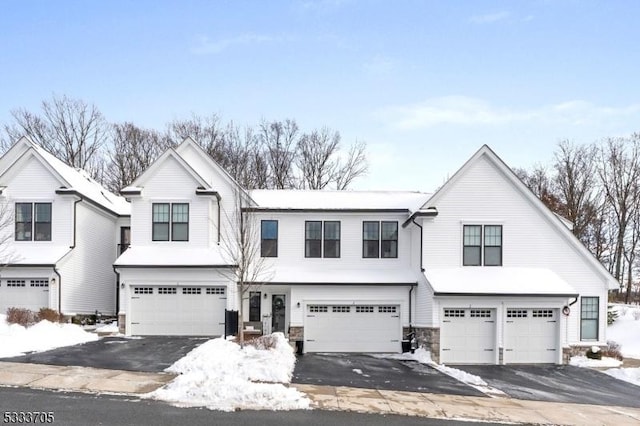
0, 336, 206, 372
456, 365, 640, 408
292, 353, 486, 397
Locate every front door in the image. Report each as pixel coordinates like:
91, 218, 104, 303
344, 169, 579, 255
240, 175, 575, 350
120, 227, 131, 254
272, 294, 286, 333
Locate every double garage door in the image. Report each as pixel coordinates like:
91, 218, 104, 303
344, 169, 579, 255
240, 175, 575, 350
441, 308, 558, 364
129, 285, 226, 336
305, 304, 401, 353
0, 279, 49, 313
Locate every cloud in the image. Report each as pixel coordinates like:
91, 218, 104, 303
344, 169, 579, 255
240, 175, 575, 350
469, 11, 510, 24
378, 96, 640, 130
191, 33, 279, 55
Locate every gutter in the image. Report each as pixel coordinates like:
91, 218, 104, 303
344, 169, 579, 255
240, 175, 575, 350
433, 292, 580, 298
56, 188, 128, 218
242, 207, 411, 214
401, 208, 438, 228
113, 264, 238, 269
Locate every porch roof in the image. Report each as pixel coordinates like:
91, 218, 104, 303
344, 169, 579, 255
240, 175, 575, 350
7, 246, 71, 266
113, 246, 235, 268
253, 267, 419, 285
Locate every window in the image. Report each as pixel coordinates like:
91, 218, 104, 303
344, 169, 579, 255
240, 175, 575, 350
15, 202, 51, 241
309, 305, 328, 313
463, 225, 481, 266
381, 221, 398, 258
304, 221, 340, 258
171, 203, 189, 241
206, 287, 225, 295
323, 221, 340, 258
261, 220, 278, 257
581, 297, 599, 340
444, 309, 465, 318
153, 203, 188, 242
356, 306, 374, 313
6, 279, 26, 287
305, 221, 322, 258
379, 306, 397, 313
182, 287, 202, 295
249, 291, 261, 321
463, 224, 502, 266
332, 306, 351, 313
363, 221, 380, 258
158, 287, 177, 294
30, 279, 49, 287
133, 287, 153, 294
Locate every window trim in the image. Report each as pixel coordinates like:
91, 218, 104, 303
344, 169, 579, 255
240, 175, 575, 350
15, 202, 52, 242
249, 291, 261, 322
261, 220, 278, 257
580, 296, 599, 341
362, 221, 380, 258
381, 221, 398, 259
323, 220, 341, 258
462, 224, 503, 266
15, 202, 33, 241
171, 203, 189, 242
483, 224, 503, 266
152, 202, 189, 242
152, 203, 170, 242
462, 224, 482, 266
304, 221, 322, 258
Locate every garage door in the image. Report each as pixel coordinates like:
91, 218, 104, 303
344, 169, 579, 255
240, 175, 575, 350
441, 308, 496, 364
504, 308, 558, 363
0, 279, 49, 313
129, 286, 226, 336
305, 304, 401, 353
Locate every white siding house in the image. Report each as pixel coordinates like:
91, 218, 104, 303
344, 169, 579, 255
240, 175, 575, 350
0, 137, 130, 316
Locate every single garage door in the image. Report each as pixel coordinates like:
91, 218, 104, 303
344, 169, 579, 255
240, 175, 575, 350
129, 285, 226, 336
441, 308, 496, 364
0, 278, 49, 313
305, 304, 401, 353
504, 308, 558, 363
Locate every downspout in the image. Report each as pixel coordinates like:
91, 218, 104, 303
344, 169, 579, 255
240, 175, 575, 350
409, 285, 414, 332
113, 265, 120, 314
411, 217, 425, 272
216, 193, 221, 244
71, 197, 82, 249
53, 266, 62, 315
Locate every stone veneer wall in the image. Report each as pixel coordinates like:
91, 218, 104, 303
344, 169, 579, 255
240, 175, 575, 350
118, 313, 126, 335
562, 344, 607, 364
404, 327, 440, 363
289, 326, 304, 341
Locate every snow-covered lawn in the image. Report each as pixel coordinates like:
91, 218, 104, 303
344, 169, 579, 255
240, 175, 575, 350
569, 355, 622, 368
148, 333, 310, 411
0, 313, 99, 358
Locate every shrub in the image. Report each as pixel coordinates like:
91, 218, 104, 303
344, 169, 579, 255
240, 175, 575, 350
37, 308, 64, 323
634, 310, 640, 321
5, 307, 36, 326
245, 334, 278, 350
586, 346, 602, 360
602, 340, 624, 361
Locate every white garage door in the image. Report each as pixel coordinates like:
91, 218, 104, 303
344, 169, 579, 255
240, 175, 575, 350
129, 286, 226, 336
441, 308, 496, 364
504, 308, 558, 363
0, 279, 49, 313
305, 304, 401, 353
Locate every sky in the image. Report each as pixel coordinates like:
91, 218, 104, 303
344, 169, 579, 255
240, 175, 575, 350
1, 0, 640, 192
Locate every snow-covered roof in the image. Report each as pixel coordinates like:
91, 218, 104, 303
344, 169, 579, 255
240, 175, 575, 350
8, 246, 71, 266
256, 267, 419, 285
114, 246, 235, 267
248, 190, 431, 211
31, 143, 130, 216
424, 267, 578, 296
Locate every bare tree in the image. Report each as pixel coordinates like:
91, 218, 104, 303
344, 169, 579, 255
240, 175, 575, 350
0, 200, 19, 267
514, 165, 563, 213
106, 123, 164, 192
165, 113, 227, 163
260, 119, 298, 189
7, 95, 108, 179
335, 140, 368, 190
219, 190, 273, 344
597, 135, 640, 284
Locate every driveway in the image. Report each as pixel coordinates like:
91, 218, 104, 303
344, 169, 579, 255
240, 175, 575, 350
456, 365, 640, 408
0, 336, 206, 372
292, 353, 485, 397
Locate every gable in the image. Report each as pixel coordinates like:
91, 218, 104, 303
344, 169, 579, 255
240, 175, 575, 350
0, 150, 65, 198
141, 154, 206, 198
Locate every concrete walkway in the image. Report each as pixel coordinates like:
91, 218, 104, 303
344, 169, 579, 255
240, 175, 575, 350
2, 361, 640, 425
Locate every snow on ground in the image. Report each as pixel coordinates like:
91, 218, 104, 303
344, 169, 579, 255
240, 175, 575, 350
149, 332, 310, 411
0, 313, 99, 358
604, 367, 640, 387
94, 322, 120, 334
608, 304, 640, 359
569, 356, 622, 368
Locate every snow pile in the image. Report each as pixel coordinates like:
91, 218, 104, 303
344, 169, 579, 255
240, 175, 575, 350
149, 332, 310, 411
94, 322, 120, 334
604, 368, 640, 387
0, 314, 99, 358
608, 304, 640, 359
569, 356, 622, 368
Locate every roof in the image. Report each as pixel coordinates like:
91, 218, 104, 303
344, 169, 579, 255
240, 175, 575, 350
1, 138, 130, 216
113, 246, 235, 268
424, 267, 578, 297
422, 145, 618, 291
7, 246, 71, 266
252, 267, 420, 285
248, 190, 431, 212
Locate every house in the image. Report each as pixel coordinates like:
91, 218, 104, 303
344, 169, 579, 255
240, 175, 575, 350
114, 139, 615, 365
0, 137, 130, 316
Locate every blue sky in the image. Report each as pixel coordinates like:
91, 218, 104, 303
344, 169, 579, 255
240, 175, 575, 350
2, 1, 640, 191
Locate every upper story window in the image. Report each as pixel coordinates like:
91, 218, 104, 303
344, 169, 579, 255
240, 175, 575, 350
152, 203, 189, 241
305, 221, 341, 258
15, 202, 51, 241
261, 220, 278, 257
363, 221, 398, 258
580, 296, 599, 340
463, 224, 502, 266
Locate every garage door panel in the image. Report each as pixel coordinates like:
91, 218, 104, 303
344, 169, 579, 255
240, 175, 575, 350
0, 279, 49, 312
130, 286, 226, 336
441, 308, 496, 364
305, 304, 401, 353
505, 308, 558, 364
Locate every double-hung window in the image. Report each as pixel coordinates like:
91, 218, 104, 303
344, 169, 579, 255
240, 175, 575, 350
305, 221, 341, 258
261, 220, 278, 257
363, 221, 398, 258
463, 224, 502, 266
152, 203, 189, 241
15, 202, 51, 241
580, 297, 599, 340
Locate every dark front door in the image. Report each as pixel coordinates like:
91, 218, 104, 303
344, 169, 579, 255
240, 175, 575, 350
272, 294, 286, 333
120, 227, 131, 254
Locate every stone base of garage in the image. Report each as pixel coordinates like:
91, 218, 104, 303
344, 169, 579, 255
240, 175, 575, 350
562, 344, 607, 364
409, 327, 441, 364
118, 313, 126, 335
